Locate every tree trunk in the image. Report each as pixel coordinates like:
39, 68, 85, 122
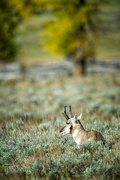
74, 57, 86, 76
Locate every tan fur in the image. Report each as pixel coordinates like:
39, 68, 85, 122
60, 117, 105, 145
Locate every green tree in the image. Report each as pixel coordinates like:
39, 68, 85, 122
0, 0, 18, 60
40, 0, 102, 75
0, 0, 39, 61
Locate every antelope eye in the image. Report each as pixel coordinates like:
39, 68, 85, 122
66, 122, 69, 125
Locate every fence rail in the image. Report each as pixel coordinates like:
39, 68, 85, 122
0, 60, 120, 79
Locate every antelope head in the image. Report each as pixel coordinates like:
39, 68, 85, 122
60, 106, 82, 135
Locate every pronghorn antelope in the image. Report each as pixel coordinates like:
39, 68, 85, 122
60, 106, 105, 145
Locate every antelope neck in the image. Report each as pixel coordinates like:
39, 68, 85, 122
71, 125, 85, 138
72, 129, 79, 138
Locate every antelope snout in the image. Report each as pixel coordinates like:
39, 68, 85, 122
59, 126, 65, 133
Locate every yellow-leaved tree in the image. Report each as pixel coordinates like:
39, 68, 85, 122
39, 0, 102, 75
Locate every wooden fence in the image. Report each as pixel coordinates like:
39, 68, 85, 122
0, 60, 120, 79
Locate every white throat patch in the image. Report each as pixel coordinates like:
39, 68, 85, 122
72, 129, 79, 138
75, 137, 81, 145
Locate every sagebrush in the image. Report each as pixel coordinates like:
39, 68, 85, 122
0, 73, 120, 180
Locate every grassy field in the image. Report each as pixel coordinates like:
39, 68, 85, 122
14, 1, 120, 65
0, 73, 120, 180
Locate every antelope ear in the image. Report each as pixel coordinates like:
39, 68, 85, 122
71, 114, 77, 126
77, 113, 82, 120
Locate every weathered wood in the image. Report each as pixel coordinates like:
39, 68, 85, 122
0, 60, 120, 79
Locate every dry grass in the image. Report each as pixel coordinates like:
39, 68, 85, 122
0, 73, 120, 179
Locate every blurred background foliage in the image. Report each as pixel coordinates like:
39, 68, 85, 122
0, 0, 42, 60
40, 0, 99, 75
0, 0, 120, 72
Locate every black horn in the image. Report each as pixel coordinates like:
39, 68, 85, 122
69, 105, 72, 118
62, 106, 69, 120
